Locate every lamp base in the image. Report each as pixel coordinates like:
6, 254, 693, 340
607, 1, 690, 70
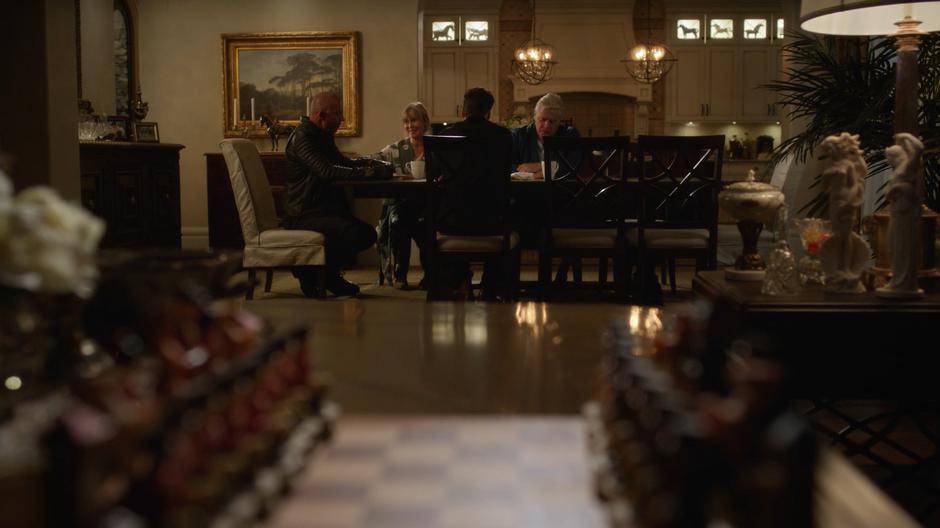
725, 268, 766, 281
868, 209, 940, 293
875, 286, 924, 300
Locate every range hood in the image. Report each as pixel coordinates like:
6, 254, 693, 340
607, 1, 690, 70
510, 0, 652, 104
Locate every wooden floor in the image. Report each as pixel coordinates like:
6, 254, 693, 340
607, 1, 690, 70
225, 265, 927, 525
238, 288, 653, 414
234, 263, 698, 305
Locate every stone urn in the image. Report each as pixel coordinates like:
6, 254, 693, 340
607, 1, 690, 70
718, 171, 785, 281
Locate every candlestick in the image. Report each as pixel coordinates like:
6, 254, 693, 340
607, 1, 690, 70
305, 96, 310, 117
233, 98, 238, 128
250, 98, 255, 121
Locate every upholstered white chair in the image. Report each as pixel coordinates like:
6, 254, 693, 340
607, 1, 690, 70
219, 138, 326, 299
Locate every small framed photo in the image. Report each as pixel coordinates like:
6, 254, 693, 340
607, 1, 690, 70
133, 121, 160, 143
106, 115, 129, 141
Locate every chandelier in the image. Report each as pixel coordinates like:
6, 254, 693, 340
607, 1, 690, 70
511, 1, 557, 85
622, 0, 676, 84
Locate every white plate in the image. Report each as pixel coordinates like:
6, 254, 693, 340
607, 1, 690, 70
511, 171, 535, 181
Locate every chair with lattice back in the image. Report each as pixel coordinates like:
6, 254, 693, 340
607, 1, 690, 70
539, 135, 632, 300
423, 134, 519, 301
630, 135, 725, 304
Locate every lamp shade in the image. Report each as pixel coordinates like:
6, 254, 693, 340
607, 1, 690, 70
800, 0, 940, 35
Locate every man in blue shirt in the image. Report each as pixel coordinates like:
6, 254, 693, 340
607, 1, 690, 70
511, 93, 581, 283
511, 93, 580, 178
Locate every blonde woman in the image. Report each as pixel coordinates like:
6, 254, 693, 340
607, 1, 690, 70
375, 102, 430, 289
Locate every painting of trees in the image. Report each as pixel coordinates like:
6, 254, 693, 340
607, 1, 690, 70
238, 49, 343, 121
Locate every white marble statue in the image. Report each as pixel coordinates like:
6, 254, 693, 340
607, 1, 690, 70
877, 133, 925, 298
818, 133, 870, 293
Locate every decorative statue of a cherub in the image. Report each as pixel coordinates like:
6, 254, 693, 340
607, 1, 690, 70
818, 132, 870, 293
877, 133, 924, 298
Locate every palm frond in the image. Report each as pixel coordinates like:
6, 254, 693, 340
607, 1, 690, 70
764, 31, 940, 212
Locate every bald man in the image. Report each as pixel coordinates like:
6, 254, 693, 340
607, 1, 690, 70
284, 92, 392, 297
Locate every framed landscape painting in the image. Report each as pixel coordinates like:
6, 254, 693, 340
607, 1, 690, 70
222, 32, 360, 137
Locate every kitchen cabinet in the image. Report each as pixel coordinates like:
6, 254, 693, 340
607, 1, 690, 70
666, 47, 737, 121
739, 46, 783, 120
423, 14, 498, 123
665, 10, 785, 124
425, 47, 497, 122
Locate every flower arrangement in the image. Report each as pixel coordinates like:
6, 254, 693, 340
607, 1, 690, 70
0, 170, 105, 298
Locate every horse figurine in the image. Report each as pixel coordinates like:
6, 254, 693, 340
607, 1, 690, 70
260, 115, 295, 151
677, 23, 698, 39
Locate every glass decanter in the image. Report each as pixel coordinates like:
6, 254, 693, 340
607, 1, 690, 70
761, 206, 800, 295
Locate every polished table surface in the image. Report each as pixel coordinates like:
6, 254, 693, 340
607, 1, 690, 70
246, 299, 635, 414
240, 298, 917, 527
692, 270, 940, 397
337, 174, 550, 199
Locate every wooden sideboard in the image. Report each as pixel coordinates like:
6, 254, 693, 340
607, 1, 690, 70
206, 151, 288, 249
80, 141, 184, 248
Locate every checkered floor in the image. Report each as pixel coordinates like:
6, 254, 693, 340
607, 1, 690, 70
264, 416, 605, 528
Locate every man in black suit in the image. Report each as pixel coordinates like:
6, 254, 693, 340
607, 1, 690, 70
443, 87, 511, 141
436, 88, 513, 299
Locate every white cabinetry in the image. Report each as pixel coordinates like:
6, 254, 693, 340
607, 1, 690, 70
665, 9, 784, 124
423, 14, 498, 123
425, 47, 497, 122
739, 46, 782, 120
666, 47, 737, 121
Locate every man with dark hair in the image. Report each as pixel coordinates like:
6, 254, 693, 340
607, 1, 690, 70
284, 91, 392, 297
442, 87, 508, 140
437, 88, 513, 300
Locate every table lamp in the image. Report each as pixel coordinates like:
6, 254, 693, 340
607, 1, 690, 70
800, 0, 940, 296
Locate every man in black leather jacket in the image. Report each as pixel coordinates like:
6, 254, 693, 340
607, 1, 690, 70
284, 92, 392, 297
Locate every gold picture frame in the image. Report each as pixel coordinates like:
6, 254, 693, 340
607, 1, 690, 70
222, 31, 360, 138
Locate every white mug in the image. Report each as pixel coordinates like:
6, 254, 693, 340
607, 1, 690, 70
541, 160, 559, 179
407, 159, 425, 179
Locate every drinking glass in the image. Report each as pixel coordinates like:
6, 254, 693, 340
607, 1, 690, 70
792, 218, 830, 286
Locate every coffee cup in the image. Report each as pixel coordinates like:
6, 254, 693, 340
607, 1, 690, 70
406, 160, 425, 179
541, 160, 559, 179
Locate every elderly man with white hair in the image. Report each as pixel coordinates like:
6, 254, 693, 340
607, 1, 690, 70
511, 93, 582, 283
511, 92, 580, 179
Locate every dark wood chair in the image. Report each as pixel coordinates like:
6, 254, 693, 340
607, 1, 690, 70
423, 134, 520, 301
631, 135, 725, 304
539, 136, 632, 301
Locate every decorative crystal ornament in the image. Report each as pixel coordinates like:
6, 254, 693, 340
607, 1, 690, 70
793, 217, 830, 286
762, 206, 801, 295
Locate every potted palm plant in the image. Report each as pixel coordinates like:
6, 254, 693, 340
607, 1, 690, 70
766, 30, 940, 285
766, 30, 940, 214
